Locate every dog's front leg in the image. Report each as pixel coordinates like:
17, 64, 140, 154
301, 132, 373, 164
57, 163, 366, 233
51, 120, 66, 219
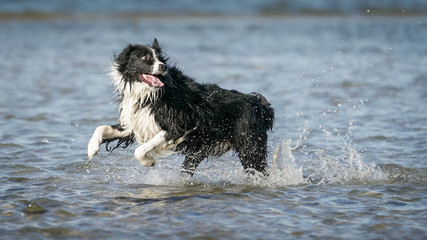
134, 131, 167, 167
88, 125, 131, 159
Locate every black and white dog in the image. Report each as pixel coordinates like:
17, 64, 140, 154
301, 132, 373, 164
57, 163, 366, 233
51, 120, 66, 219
88, 39, 274, 176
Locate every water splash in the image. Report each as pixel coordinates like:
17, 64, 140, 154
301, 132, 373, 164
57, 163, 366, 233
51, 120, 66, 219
310, 144, 385, 185
85, 120, 388, 188
256, 137, 387, 187
268, 139, 306, 185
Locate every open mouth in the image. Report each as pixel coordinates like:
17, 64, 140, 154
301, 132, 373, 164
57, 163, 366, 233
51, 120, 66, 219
139, 74, 164, 87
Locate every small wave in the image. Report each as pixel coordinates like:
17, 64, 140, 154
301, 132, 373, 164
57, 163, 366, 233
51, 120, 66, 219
378, 163, 427, 184
12, 226, 86, 239
0, 143, 24, 149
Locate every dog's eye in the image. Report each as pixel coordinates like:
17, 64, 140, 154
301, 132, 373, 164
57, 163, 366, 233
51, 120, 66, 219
141, 55, 149, 62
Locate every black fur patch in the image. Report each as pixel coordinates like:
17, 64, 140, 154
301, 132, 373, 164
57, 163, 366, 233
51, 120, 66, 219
102, 125, 135, 152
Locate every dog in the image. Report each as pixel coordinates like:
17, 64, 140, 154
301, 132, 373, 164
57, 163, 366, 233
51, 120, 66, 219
88, 39, 274, 176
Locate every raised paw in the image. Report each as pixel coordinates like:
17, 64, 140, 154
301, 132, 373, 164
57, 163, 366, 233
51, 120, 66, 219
87, 133, 102, 159
135, 146, 156, 167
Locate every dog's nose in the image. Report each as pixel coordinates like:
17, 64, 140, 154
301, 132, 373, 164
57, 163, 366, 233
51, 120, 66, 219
159, 64, 167, 72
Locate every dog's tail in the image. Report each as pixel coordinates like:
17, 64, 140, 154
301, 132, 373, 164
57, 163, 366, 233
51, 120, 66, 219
251, 92, 275, 131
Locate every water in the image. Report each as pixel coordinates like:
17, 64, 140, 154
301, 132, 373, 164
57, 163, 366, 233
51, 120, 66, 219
1, 5, 427, 240
1, 0, 427, 15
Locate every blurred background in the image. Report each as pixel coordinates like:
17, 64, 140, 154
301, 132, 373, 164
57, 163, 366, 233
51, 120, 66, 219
1, 0, 427, 17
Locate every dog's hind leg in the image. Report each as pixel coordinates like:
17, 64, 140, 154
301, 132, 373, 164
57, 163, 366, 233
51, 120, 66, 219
238, 154, 269, 176
237, 139, 269, 176
181, 155, 205, 176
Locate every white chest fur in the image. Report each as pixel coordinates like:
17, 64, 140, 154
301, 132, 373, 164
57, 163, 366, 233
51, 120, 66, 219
109, 62, 162, 144
119, 97, 161, 144
108, 63, 181, 164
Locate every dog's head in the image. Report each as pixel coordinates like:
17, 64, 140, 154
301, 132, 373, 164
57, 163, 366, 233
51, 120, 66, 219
115, 39, 168, 88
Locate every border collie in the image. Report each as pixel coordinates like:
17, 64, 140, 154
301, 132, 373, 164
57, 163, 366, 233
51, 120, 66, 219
88, 39, 274, 176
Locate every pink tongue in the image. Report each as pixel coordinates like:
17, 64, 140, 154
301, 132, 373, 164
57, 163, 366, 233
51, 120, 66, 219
141, 74, 164, 87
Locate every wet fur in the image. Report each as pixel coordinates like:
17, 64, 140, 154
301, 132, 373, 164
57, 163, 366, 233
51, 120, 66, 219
89, 39, 275, 176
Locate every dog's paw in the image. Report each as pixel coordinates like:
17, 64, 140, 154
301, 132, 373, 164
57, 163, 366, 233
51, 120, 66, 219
135, 146, 156, 167
87, 134, 102, 159
139, 159, 156, 167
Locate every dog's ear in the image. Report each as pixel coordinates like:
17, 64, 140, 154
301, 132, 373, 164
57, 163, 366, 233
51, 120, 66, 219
152, 38, 162, 52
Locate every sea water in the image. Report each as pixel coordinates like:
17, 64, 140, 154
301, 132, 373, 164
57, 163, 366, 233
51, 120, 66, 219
0, 11, 426, 240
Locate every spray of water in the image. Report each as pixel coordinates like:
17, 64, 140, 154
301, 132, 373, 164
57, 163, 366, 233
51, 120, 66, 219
85, 120, 387, 188
264, 121, 386, 186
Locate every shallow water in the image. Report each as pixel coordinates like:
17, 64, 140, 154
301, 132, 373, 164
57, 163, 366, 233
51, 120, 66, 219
0, 15, 426, 239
